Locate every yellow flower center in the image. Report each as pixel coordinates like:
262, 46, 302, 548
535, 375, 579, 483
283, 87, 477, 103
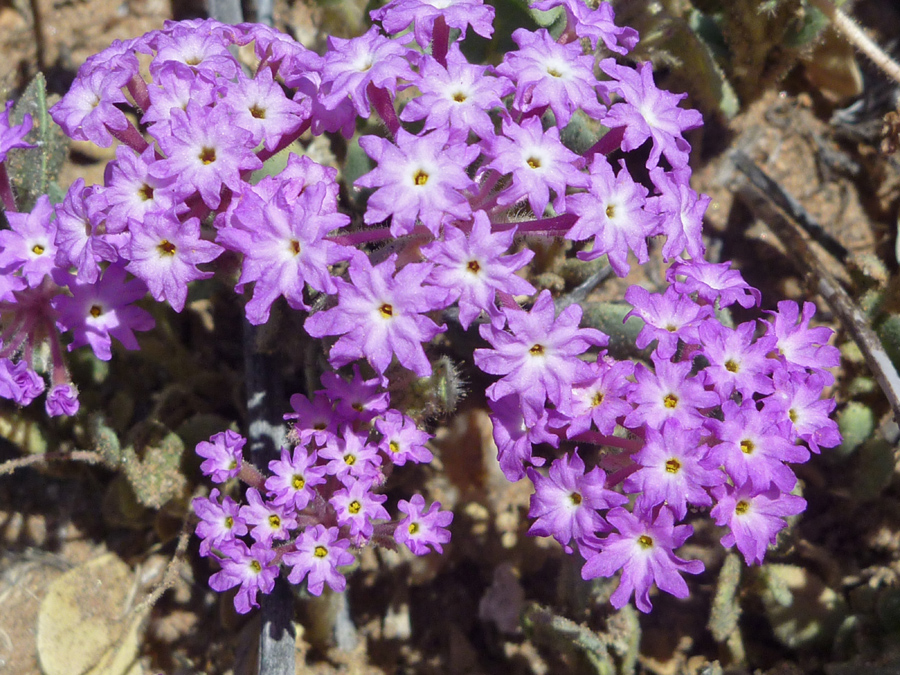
292, 474, 305, 490
665, 458, 681, 474
157, 240, 177, 256
314, 545, 328, 558
638, 535, 654, 549
735, 500, 750, 515
198, 147, 216, 164
349, 500, 361, 514
663, 393, 678, 409
138, 183, 154, 201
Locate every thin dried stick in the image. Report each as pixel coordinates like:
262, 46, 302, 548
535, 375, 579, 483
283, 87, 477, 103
809, 0, 900, 86
732, 151, 900, 422
0, 449, 105, 477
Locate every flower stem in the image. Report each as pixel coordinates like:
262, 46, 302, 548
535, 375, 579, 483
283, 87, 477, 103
367, 83, 401, 137
0, 163, 16, 211
809, 0, 900, 85
432, 15, 450, 68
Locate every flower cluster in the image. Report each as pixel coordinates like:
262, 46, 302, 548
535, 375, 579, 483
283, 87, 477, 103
0, 0, 841, 615
193, 369, 450, 611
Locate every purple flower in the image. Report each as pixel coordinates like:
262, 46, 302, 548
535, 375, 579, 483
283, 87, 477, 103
0, 359, 44, 406
240, 487, 298, 544
209, 540, 278, 614
710, 482, 806, 565
400, 45, 512, 139
762, 370, 840, 453
45, 383, 80, 417
566, 155, 658, 277
623, 357, 719, 431
484, 116, 588, 218
563, 357, 634, 438
0, 100, 34, 163
53, 263, 154, 361
54, 179, 120, 284
305, 253, 450, 377
125, 211, 223, 313
600, 60, 703, 169
394, 494, 453, 555
581, 506, 703, 613
764, 300, 840, 382
624, 285, 712, 360
285, 391, 337, 447
320, 26, 415, 118
92, 145, 179, 235
532, 0, 637, 54
375, 410, 433, 465
219, 182, 353, 324
624, 420, 723, 519
475, 290, 608, 423
321, 365, 390, 424
148, 102, 262, 210
196, 430, 246, 483
142, 61, 219, 128
283, 525, 355, 595
488, 394, 556, 482
527, 450, 626, 552
49, 67, 131, 147
194, 488, 248, 556
421, 212, 536, 329
150, 23, 239, 80
372, 0, 495, 47
222, 67, 310, 153
330, 478, 390, 540
0, 195, 59, 287
496, 28, 605, 126
666, 259, 760, 309
356, 127, 478, 237
647, 167, 709, 262
318, 427, 383, 485
698, 320, 776, 400
704, 400, 809, 493
265, 446, 327, 511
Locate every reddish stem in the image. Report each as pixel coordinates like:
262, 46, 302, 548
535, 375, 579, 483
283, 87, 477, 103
493, 213, 578, 235
367, 83, 401, 137
0, 163, 15, 211
569, 430, 643, 453
431, 15, 450, 67
126, 74, 151, 112
583, 126, 625, 161
106, 121, 149, 153
239, 462, 266, 491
